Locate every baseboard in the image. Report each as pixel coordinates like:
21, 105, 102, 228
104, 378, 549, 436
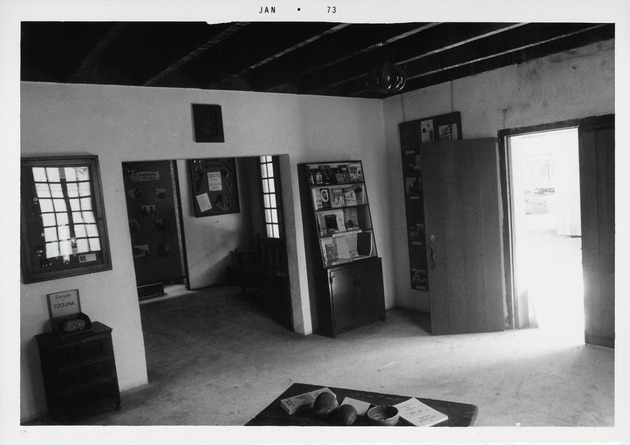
585, 331, 615, 349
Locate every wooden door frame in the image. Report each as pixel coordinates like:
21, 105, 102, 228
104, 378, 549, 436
498, 114, 614, 329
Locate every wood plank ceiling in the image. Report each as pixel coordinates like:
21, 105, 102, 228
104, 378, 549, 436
21, 21, 614, 98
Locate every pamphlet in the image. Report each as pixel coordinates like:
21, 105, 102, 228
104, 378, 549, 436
331, 188, 346, 208
280, 387, 336, 415
344, 188, 357, 206
340, 396, 371, 416
393, 398, 448, 427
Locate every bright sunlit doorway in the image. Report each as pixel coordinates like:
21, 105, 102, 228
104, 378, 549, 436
507, 127, 584, 343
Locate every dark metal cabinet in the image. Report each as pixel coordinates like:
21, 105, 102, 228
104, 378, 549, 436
36, 322, 121, 420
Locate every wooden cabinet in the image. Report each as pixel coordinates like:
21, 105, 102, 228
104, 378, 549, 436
299, 161, 385, 338
36, 321, 121, 420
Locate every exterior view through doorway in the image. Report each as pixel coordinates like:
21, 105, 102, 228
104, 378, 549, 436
506, 128, 584, 342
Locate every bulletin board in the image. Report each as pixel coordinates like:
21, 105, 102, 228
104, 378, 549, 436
188, 158, 240, 217
399, 111, 462, 291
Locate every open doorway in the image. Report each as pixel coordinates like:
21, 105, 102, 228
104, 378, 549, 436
507, 128, 584, 342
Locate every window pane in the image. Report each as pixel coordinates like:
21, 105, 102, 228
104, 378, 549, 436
35, 183, 51, 198
39, 199, 54, 213
262, 179, 269, 193
76, 238, 90, 253
66, 182, 79, 197
53, 199, 67, 212
57, 225, 70, 240
41, 213, 56, 227
89, 238, 101, 251
64, 167, 77, 182
69, 199, 81, 211
260, 163, 268, 178
59, 239, 72, 256
44, 227, 58, 241
56, 212, 69, 225
82, 211, 96, 223
74, 224, 87, 238
75, 166, 90, 181
272, 224, 280, 238
266, 163, 274, 178
80, 197, 93, 210
263, 194, 270, 208
46, 242, 59, 258
48, 183, 63, 198
46, 167, 60, 182
72, 211, 84, 223
86, 224, 99, 237
265, 209, 271, 223
268, 179, 275, 193
266, 224, 273, 237
271, 209, 278, 223
32, 167, 47, 182
78, 182, 91, 196
269, 194, 277, 208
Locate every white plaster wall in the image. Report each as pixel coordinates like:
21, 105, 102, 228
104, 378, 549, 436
384, 40, 615, 311
20, 82, 388, 422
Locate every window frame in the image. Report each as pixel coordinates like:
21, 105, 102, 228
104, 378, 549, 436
259, 155, 284, 239
21, 155, 112, 283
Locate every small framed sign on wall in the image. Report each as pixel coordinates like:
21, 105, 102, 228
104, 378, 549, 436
188, 158, 240, 217
192, 104, 224, 142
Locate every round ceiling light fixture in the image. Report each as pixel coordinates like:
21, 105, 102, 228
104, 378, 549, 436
365, 61, 406, 94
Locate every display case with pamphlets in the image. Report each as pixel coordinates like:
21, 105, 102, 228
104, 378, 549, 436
299, 161, 385, 338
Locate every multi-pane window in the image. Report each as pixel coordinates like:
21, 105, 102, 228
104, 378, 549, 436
260, 156, 282, 238
33, 166, 102, 259
21, 156, 111, 283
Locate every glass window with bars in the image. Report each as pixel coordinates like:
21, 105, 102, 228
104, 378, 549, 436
260, 156, 282, 238
32, 166, 102, 259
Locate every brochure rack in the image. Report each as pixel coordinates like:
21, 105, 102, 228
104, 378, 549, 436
299, 161, 385, 337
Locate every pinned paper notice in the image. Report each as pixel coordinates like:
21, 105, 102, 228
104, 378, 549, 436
207, 171, 222, 191
341, 396, 371, 416
196, 193, 212, 212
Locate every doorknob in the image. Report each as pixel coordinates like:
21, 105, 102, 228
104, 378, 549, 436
429, 246, 437, 269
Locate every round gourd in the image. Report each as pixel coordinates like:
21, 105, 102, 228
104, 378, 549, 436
313, 392, 339, 418
336, 404, 358, 425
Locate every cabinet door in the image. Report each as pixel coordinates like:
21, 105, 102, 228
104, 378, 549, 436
330, 266, 359, 333
330, 259, 384, 334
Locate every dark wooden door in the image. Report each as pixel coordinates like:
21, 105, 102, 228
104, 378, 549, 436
579, 119, 615, 348
420, 138, 506, 335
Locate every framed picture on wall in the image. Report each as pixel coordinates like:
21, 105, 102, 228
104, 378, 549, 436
192, 104, 225, 143
188, 158, 240, 217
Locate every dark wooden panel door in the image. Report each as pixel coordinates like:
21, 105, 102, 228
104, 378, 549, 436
579, 119, 615, 348
420, 138, 506, 335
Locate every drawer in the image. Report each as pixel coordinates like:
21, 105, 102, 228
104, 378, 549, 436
45, 335, 113, 368
48, 359, 117, 391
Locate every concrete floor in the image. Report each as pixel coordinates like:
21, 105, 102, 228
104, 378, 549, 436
49, 284, 613, 429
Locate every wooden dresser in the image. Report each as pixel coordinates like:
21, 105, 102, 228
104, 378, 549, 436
36, 321, 121, 420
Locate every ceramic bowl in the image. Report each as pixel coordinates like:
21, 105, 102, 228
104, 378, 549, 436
366, 405, 399, 426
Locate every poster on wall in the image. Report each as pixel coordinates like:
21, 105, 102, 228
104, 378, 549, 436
188, 158, 240, 217
399, 111, 462, 291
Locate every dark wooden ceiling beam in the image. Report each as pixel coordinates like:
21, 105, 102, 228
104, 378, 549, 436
215, 23, 350, 87
249, 23, 436, 93
303, 22, 528, 95
182, 22, 341, 88
68, 23, 130, 83
342, 23, 613, 98
143, 22, 249, 86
